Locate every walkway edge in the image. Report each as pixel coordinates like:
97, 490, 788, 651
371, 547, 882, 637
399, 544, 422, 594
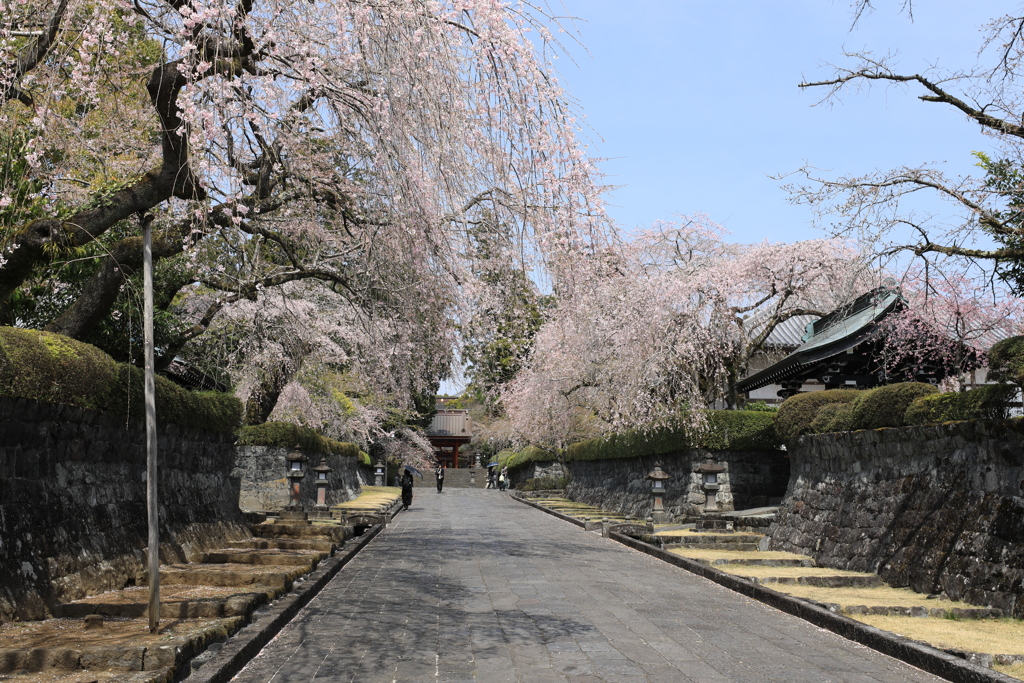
184, 525, 383, 683
510, 494, 1015, 683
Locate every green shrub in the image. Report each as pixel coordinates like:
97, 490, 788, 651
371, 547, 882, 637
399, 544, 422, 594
494, 449, 517, 468
0, 327, 119, 410
743, 400, 778, 412
905, 384, 1017, 425
0, 327, 241, 433
988, 336, 1024, 388
702, 410, 779, 450
236, 421, 360, 458
566, 410, 781, 462
809, 402, 855, 434
517, 476, 568, 491
849, 382, 938, 430
358, 450, 371, 466
774, 389, 861, 439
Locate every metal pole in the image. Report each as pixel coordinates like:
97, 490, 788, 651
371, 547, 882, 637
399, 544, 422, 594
143, 215, 160, 633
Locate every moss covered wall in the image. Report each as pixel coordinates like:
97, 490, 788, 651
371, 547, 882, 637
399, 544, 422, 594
767, 420, 1024, 617
0, 397, 249, 622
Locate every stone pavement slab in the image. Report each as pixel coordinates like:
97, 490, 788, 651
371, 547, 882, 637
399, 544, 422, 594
231, 489, 945, 682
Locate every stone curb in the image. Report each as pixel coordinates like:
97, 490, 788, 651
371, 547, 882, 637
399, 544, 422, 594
183, 524, 384, 683
509, 494, 1017, 683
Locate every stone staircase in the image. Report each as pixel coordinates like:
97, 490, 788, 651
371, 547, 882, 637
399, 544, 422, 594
425, 467, 491, 489
654, 530, 884, 589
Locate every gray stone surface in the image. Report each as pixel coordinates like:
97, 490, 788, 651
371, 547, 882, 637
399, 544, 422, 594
558, 450, 789, 521
231, 445, 363, 512
767, 420, 1024, 617
232, 489, 944, 682
0, 396, 250, 622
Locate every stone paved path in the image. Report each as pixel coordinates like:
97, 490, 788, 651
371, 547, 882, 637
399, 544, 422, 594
233, 489, 944, 682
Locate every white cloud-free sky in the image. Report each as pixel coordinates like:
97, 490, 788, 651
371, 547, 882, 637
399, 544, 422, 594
551, 1, 1006, 244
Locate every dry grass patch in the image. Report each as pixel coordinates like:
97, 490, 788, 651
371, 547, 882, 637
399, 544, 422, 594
767, 583, 974, 609
656, 528, 763, 537
668, 548, 810, 563
852, 615, 1024, 656
995, 661, 1024, 680
69, 586, 238, 605
334, 486, 399, 510
0, 616, 236, 649
715, 565, 874, 579
0, 672, 161, 683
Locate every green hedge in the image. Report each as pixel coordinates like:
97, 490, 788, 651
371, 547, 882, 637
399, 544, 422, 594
988, 336, 1024, 387
0, 327, 241, 433
809, 401, 855, 434
848, 382, 937, 430
504, 444, 557, 470
774, 389, 860, 439
494, 449, 517, 468
905, 384, 1017, 425
565, 410, 780, 463
235, 421, 361, 458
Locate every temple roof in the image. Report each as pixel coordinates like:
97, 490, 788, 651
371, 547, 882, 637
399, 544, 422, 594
737, 288, 903, 393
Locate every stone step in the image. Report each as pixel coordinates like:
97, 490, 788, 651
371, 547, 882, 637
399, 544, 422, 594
254, 522, 347, 544
57, 592, 265, 619
424, 468, 490, 489
668, 542, 761, 552
195, 549, 326, 568
839, 605, 1004, 619
699, 557, 816, 567
660, 533, 763, 545
745, 574, 884, 588
139, 563, 306, 592
225, 538, 334, 553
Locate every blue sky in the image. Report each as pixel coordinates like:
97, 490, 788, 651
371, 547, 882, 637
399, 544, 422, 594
552, 1, 1005, 244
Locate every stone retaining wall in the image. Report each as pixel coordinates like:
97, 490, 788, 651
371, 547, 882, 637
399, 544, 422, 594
231, 446, 362, 511
552, 449, 788, 520
766, 420, 1024, 617
0, 397, 250, 622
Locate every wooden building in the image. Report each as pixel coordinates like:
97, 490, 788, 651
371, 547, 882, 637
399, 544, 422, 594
426, 409, 472, 468
738, 287, 978, 401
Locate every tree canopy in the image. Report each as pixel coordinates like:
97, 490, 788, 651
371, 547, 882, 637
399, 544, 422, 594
0, 0, 611, 443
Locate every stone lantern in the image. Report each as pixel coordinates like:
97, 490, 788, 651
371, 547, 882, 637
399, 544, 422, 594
645, 463, 671, 524
282, 449, 308, 521
373, 459, 385, 487
695, 455, 730, 531
313, 457, 333, 511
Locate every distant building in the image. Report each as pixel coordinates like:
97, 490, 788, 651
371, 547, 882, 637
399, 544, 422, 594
426, 409, 472, 468
738, 287, 984, 402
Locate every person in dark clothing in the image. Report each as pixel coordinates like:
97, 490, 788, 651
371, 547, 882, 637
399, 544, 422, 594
435, 464, 445, 493
486, 465, 495, 489
401, 471, 413, 510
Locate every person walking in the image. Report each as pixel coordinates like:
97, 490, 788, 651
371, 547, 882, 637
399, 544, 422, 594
486, 465, 495, 489
435, 464, 445, 493
400, 470, 414, 510
498, 466, 508, 491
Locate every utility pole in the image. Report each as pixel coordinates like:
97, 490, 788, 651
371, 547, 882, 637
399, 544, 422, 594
143, 213, 160, 633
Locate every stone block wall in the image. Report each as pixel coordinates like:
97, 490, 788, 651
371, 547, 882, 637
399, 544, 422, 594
767, 420, 1024, 617
231, 446, 362, 511
558, 449, 789, 520
507, 461, 568, 489
0, 397, 250, 622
